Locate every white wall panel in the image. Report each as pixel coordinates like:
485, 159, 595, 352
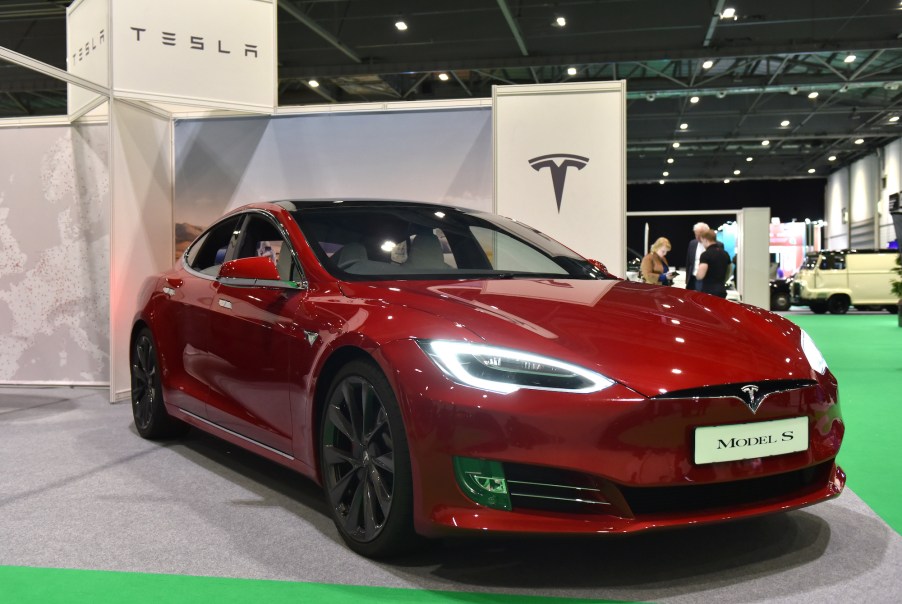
881, 138, 901, 246
0, 123, 109, 384
172, 108, 493, 254
494, 82, 625, 271
825, 168, 849, 249
110, 101, 173, 401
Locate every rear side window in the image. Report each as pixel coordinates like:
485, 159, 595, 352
185, 216, 242, 275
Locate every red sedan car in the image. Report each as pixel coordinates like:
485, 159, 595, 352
131, 200, 845, 557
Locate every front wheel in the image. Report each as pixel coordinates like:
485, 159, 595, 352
320, 359, 419, 558
131, 328, 187, 439
771, 293, 791, 312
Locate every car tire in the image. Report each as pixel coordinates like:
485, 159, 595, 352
320, 359, 419, 558
770, 293, 791, 312
827, 295, 850, 315
810, 303, 828, 314
131, 328, 188, 439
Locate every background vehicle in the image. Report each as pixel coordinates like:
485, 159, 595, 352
791, 249, 899, 314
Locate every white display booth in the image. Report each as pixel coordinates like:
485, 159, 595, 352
1, 1, 628, 400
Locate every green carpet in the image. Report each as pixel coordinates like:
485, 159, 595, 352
788, 313, 902, 534
0, 566, 625, 604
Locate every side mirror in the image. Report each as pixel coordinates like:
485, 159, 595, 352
587, 258, 620, 279
218, 256, 297, 288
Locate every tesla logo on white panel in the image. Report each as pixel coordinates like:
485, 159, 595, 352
528, 154, 589, 212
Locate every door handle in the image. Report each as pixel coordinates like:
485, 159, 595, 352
218, 298, 232, 310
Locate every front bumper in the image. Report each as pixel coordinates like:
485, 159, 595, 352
378, 340, 845, 537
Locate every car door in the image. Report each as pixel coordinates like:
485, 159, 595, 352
154, 215, 242, 417
204, 212, 310, 455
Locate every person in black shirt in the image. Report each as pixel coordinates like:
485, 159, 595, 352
694, 229, 730, 298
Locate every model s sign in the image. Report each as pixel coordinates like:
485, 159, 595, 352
528, 154, 589, 211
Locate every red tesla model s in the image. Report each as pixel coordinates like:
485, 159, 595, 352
131, 200, 845, 557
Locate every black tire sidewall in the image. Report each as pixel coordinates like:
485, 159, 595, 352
320, 359, 417, 558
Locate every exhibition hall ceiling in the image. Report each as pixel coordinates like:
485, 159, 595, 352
3, 0, 902, 183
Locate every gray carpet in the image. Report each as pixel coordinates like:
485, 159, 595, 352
1, 386, 900, 603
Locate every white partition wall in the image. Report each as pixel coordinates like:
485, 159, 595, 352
825, 138, 902, 250
172, 105, 494, 254
109, 101, 173, 401
0, 120, 110, 385
737, 207, 771, 310
494, 81, 626, 274
494, 82, 626, 271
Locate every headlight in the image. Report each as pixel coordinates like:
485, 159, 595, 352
420, 340, 614, 395
800, 329, 828, 374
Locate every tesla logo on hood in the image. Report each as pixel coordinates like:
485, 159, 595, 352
528, 154, 589, 212
740, 385, 762, 413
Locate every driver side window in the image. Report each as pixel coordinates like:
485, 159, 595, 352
185, 216, 242, 276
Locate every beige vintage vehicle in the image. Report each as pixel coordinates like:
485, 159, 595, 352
791, 249, 900, 314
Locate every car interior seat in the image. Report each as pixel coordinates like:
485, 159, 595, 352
405, 234, 447, 269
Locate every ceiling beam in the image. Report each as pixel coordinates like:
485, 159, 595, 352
495, 0, 529, 57
277, 0, 362, 64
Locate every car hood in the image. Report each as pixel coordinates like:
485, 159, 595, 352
338, 278, 815, 397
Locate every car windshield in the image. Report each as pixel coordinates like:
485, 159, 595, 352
290, 203, 611, 281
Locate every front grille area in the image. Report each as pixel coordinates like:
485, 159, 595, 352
498, 460, 833, 518
503, 462, 612, 515
619, 460, 833, 515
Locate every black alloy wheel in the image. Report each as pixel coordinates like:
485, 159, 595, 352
827, 295, 850, 315
131, 328, 186, 439
320, 359, 417, 557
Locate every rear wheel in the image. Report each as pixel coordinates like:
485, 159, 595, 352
827, 295, 850, 315
131, 328, 187, 439
320, 359, 419, 558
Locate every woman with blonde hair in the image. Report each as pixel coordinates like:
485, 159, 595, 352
641, 237, 674, 285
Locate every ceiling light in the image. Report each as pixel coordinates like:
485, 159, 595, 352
854, 138, 864, 144
844, 54, 857, 63
646, 93, 656, 101
733, 169, 741, 175
395, 20, 408, 31
716, 90, 727, 99
307, 79, 320, 88
567, 66, 578, 76
680, 123, 688, 130
746, 156, 753, 162
762, 140, 770, 146
555, 16, 567, 27
667, 158, 674, 164
438, 73, 449, 81
659, 180, 665, 184
672, 142, 680, 148
724, 179, 731, 184
702, 60, 714, 69
828, 155, 837, 161
891, 116, 900, 122
663, 171, 670, 177
808, 168, 816, 174
808, 91, 819, 99
780, 120, 790, 127
690, 96, 700, 104
721, 7, 736, 19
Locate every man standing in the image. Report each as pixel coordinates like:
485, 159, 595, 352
694, 229, 731, 298
685, 222, 708, 291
